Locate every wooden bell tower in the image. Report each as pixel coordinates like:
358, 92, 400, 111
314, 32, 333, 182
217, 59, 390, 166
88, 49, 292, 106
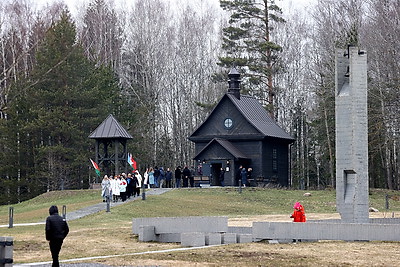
89, 114, 133, 180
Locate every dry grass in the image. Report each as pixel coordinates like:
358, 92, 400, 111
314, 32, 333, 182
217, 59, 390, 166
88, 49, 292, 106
89, 241, 400, 267
6, 214, 400, 266
1, 188, 400, 266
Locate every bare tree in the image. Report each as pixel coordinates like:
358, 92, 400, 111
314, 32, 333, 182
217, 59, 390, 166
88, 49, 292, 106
118, 0, 173, 167
164, 1, 224, 166
79, 0, 123, 69
307, 0, 366, 188
363, 0, 400, 189
273, 8, 315, 188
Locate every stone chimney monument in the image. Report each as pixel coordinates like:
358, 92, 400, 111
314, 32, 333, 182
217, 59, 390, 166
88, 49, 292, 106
335, 45, 369, 223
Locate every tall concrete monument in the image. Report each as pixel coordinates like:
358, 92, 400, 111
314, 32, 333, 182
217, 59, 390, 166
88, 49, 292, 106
335, 45, 369, 223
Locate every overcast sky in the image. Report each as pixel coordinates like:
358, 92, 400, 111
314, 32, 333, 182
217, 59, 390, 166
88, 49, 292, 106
33, 0, 317, 16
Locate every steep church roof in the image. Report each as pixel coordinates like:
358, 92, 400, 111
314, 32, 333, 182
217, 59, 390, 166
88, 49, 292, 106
88, 114, 133, 139
227, 94, 294, 141
190, 93, 294, 142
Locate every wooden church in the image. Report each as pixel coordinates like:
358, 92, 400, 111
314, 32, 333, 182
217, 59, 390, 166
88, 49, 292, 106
189, 69, 294, 187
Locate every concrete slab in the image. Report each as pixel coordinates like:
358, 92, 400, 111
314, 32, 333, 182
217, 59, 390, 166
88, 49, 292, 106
222, 233, 237, 244
237, 234, 253, 243
181, 232, 206, 247
138, 225, 155, 242
253, 221, 400, 242
132, 216, 228, 235
206, 233, 222, 246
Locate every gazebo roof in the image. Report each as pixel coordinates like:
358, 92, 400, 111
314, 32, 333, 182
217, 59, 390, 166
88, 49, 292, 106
88, 114, 133, 139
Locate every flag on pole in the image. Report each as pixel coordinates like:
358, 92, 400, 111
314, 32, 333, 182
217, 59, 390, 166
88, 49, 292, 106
127, 153, 137, 171
90, 159, 101, 177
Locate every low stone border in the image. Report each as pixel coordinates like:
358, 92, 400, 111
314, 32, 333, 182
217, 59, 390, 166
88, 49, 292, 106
133, 216, 400, 246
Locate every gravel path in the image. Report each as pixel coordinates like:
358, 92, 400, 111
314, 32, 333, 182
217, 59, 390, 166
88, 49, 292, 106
64, 188, 172, 221
0, 188, 173, 228
12, 188, 173, 267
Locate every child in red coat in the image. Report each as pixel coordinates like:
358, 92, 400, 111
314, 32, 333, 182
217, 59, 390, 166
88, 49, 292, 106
291, 202, 306, 222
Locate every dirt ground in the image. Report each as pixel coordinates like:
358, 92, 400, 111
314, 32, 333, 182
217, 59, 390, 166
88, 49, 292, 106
10, 212, 400, 266
228, 211, 400, 226
58, 213, 400, 267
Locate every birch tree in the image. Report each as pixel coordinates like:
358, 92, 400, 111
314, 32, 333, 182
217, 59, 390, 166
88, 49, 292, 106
119, 0, 172, 167
364, 0, 400, 189
164, 1, 224, 166
80, 0, 123, 69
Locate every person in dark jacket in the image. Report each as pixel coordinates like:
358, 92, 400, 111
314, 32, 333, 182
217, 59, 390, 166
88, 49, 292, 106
175, 166, 182, 188
241, 167, 247, 187
182, 166, 191, 187
219, 167, 225, 187
154, 166, 160, 187
165, 168, 173, 188
45, 205, 69, 267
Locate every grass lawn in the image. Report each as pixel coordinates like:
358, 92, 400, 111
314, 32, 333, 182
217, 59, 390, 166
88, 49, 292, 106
1, 187, 400, 266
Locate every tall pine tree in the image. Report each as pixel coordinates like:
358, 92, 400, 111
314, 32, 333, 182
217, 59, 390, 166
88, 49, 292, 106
219, 0, 285, 117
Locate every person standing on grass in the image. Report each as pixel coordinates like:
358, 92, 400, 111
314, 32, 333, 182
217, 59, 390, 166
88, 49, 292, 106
46, 205, 69, 267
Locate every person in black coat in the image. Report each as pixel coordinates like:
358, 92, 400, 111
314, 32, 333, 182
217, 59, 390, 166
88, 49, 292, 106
219, 167, 225, 187
182, 166, 191, 187
175, 166, 182, 188
46, 205, 69, 267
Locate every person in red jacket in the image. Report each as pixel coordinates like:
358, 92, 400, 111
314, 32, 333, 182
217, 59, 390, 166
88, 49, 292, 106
291, 202, 306, 222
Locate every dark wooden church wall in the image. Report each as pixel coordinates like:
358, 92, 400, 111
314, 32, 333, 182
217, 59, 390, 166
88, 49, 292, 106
232, 140, 262, 172
262, 140, 290, 186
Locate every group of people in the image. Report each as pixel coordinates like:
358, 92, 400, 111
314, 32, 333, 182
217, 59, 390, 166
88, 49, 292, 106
146, 166, 174, 188
101, 164, 258, 197
174, 166, 196, 187
134, 165, 197, 189
101, 166, 196, 201
101, 171, 143, 202
237, 165, 253, 187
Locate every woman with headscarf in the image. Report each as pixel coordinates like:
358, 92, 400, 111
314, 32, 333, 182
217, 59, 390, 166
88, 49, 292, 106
101, 175, 110, 202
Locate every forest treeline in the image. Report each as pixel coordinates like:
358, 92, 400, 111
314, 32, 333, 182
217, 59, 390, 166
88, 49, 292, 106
0, 0, 398, 204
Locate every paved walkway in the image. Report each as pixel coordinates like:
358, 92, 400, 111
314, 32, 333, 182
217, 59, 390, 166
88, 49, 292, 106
64, 188, 173, 221
14, 245, 221, 267
9, 188, 175, 266
0, 188, 172, 228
